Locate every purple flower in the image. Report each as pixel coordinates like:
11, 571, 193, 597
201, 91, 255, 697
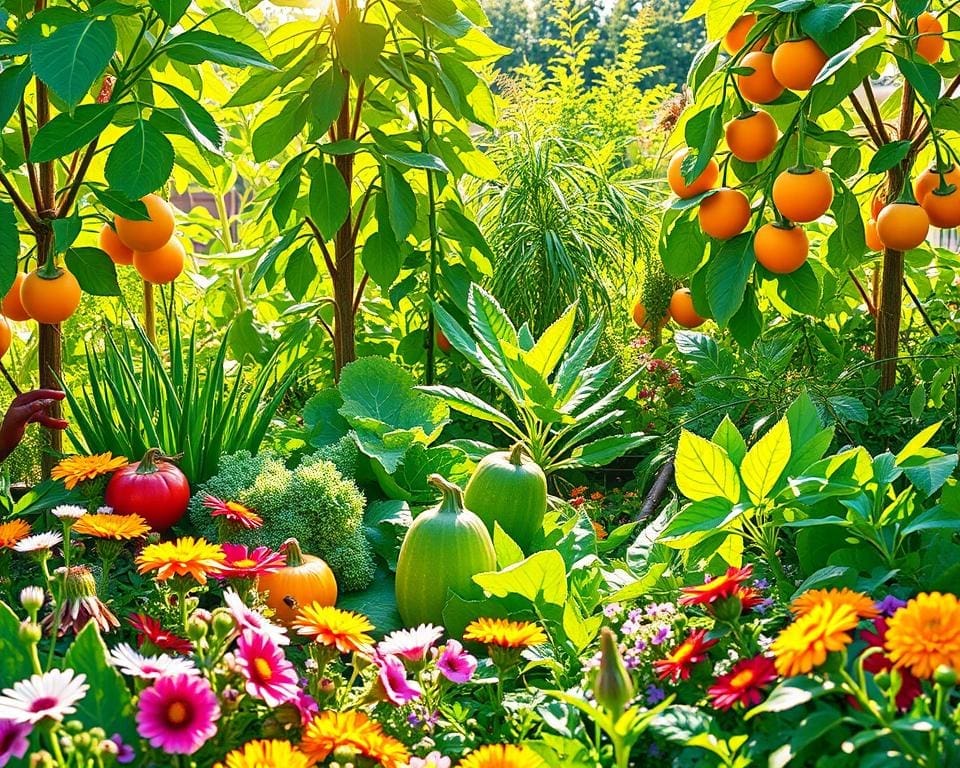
754, 598, 775, 615
436, 640, 477, 684
651, 626, 672, 645
620, 619, 640, 635
603, 603, 622, 619
628, 607, 643, 622
753, 578, 770, 590
374, 652, 422, 706
106, 733, 135, 764
875, 595, 908, 617
0, 720, 31, 767
645, 684, 666, 705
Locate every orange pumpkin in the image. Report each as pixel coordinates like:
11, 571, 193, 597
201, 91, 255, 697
257, 538, 337, 626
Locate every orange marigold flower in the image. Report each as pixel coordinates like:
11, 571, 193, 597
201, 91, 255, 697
0, 519, 30, 549
589, 491, 604, 501
214, 739, 313, 768
300, 710, 409, 768
51, 453, 127, 490
654, 628, 717, 682
790, 587, 879, 620
293, 604, 374, 653
135, 537, 225, 584
885, 592, 960, 679
458, 743, 546, 768
73, 513, 150, 540
771, 602, 859, 677
569, 486, 588, 498
591, 521, 608, 540
679, 565, 753, 607
463, 618, 547, 649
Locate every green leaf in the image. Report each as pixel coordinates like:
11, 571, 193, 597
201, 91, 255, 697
310, 67, 347, 134
32, 19, 116, 106
374, 444, 471, 502
773, 262, 821, 315
252, 97, 309, 163
91, 188, 148, 220
361, 231, 402, 290
164, 30, 275, 69
712, 415, 747, 466
526, 303, 576, 378
385, 151, 449, 172
156, 82, 224, 154
896, 421, 943, 464
909, 382, 925, 420
660, 212, 706, 278
895, 55, 941, 105
250, 224, 303, 289
741, 417, 791, 503
565, 433, 653, 469
382, 166, 416, 241
681, 105, 722, 183
336, 566, 402, 636
335, 11, 386, 80
148, 0, 190, 25
868, 140, 913, 174
63, 622, 134, 741
416, 384, 517, 432
65, 247, 121, 296
52, 214, 82, 255
747, 677, 831, 719
800, 2, 863, 48
283, 243, 317, 301
473, 549, 568, 606
104, 120, 174, 199
0, 201, 19, 298
307, 159, 349, 241
675, 429, 741, 503
661, 497, 740, 539
0, 600, 31, 685
706, 233, 754, 326
0, 64, 31, 130
30, 104, 116, 162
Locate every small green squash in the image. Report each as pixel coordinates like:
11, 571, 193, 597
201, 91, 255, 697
464, 442, 547, 551
395, 474, 496, 628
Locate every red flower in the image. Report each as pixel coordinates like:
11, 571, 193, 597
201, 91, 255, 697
202, 494, 263, 530
128, 614, 193, 655
708, 655, 778, 710
736, 587, 766, 612
213, 543, 286, 580
654, 629, 718, 682
679, 566, 753, 607
861, 618, 923, 711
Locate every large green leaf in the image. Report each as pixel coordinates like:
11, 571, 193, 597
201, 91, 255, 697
0, 600, 31, 685
30, 104, 116, 162
361, 232, 401, 289
104, 120, 174, 199
65, 247, 121, 296
32, 19, 116, 106
0, 64, 31, 130
416, 384, 517, 433
63, 622, 135, 742
706, 233, 755, 326
163, 30, 275, 69
0, 201, 19, 298
156, 82, 224, 154
335, 11, 386, 80
741, 417, 792, 503
252, 97, 309, 163
382, 166, 416, 241
675, 429, 741, 503
308, 159, 350, 240
526, 303, 576, 379
473, 549, 567, 607
148, 0, 190, 25
562, 433, 653, 469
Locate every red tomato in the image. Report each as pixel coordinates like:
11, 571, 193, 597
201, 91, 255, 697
105, 448, 191, 532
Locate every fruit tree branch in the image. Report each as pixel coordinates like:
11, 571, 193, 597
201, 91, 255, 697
848, 91, 883, 148
861, 79, 890, 144
903, 278, 938, 336
304, 215, 337, 279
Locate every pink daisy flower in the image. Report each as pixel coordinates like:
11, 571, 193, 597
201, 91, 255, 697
213, 544, 285, 580
435, 640, 477, 684
0, 720, 31, 766
290, 689, 318, 726
0, 669, 88, 724
374, 652, 422, 706
223, 589, 288, 646
136, 674, 220, 755
378, 624, 444, 664
109, 643, 198, 680
235, 631, 300, 707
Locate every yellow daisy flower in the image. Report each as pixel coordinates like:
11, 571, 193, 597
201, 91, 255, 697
213, 739, 312, 768
73, 513, 150, 540
136, 537, 225, 584
458, 744, 545, 768
771, 601, 859, 677
790, 587, 879, 619
886, 591, 960, 679
463, 618, 547, 649
293, 604, 374, 653
51, 453, 127, 490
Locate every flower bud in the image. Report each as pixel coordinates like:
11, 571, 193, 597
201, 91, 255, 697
211, 609, 235, 637
88, 727, 105, 741
20, 586, 45, 613
30, 750, 53, 768
711, 594, 743, 622
186, 616, 208, 642
935, 665, 957, 688
18, 620, 42, 644
64, 720, 84, 734
593, 627, 634, 715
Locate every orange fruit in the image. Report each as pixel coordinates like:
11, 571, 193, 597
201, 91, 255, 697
667, 148, 719, 199
725, 111, 779, 163
0, 315, 9, 359
865, 219, 884, 251
876, 203, 929, 251
723, 14, 757, 55
99, 223, 134, 266
771, 38, 828, 91
20, 268, 82, 324
920, 186, 960, 228
436, 329, 452, 354
917, 12, 945, 64
632, 300, 666, 331
668, 288, 705, 328
133, 237, 185, 285
698, 188, 752, 240
737, 51, 785, 104
2, 273, 31, 322
914, 164, 960, 205
754, 223, 809, 274
114, 195, 175, 253
772, 167, 833, 222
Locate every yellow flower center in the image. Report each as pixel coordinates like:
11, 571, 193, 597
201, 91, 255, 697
729, 669, 755, 689
167, 701, 189, 725
670, 641, 694, 663
226, 502, 249, 514
234, 559, 257, 568
254, 657, 273, 681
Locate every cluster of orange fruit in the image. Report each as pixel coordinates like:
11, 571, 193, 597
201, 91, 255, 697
633, 288, 704, 331
650, 9, 954, 332
99, 194, 186, 286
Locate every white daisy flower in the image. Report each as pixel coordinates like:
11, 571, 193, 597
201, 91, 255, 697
19, 586, 44, 612
13, 531, 63, 553
96, 506, 113, 515
0, 669, 89, 724
51, 505, 86, 521
222, 588, 289, 646
108, 643, 198, 680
